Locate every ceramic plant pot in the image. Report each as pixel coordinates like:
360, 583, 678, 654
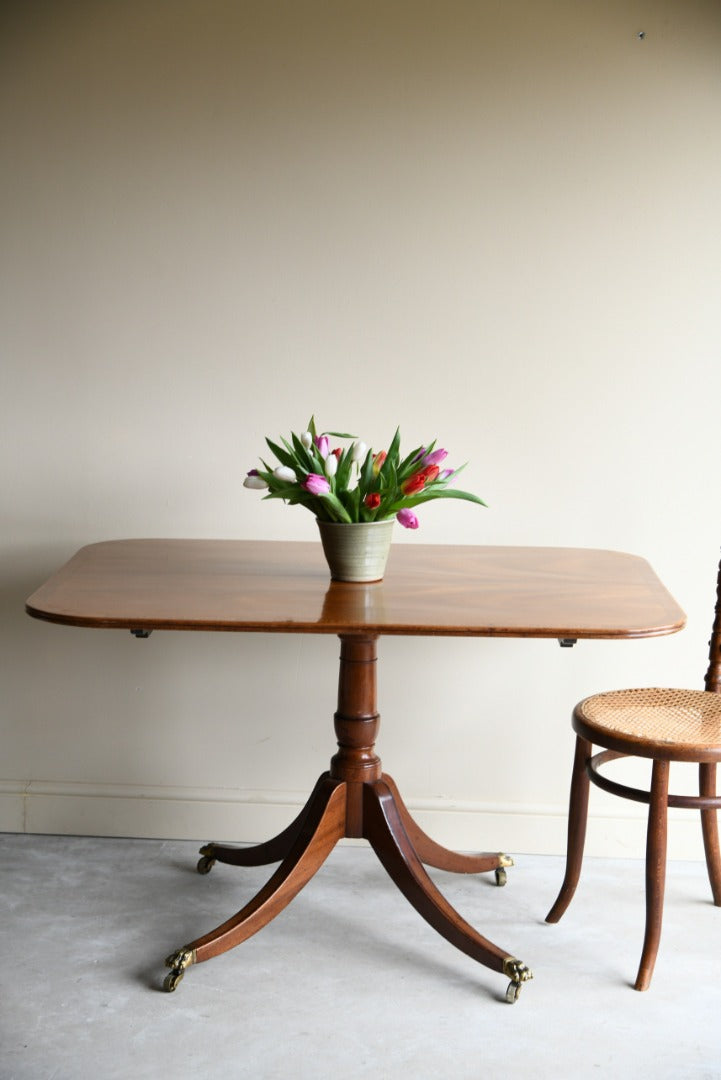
316, 519, 394, 582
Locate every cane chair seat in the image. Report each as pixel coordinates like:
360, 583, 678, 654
574, 688, 721, 761
546, 549, 721, 991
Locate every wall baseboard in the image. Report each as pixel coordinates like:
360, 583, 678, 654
0, 779, 707, 861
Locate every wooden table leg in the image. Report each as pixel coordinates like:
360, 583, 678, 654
164, 633, 532, 1001
164, 776, 346, 991
196, 773, 335, 873
363, 778, 531, 1002
380, 773, 514, 883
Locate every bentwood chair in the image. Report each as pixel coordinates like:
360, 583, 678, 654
546, 552, 721, 990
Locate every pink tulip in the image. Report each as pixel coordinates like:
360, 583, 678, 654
315, 435, 330, 459
303, 473, 331, 496
396, 508, 419, 529
423, 448, 448, 467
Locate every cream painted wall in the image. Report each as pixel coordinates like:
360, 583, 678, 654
3, 0, 721, 859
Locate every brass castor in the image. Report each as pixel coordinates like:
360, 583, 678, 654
163, 969, 184, 992
197, 843, 217, 874
163, 948, 196, 993
503, 958, 533, 1003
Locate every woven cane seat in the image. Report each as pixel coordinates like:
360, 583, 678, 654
574, 687, 721, 761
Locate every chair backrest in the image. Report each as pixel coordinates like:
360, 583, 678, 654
704, 552, 721, 692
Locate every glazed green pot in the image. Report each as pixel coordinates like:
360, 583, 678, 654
316, 519, 394, 582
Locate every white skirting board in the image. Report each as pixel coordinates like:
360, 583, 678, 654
0, 779, 709, 861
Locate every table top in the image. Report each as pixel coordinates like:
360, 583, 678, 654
25, 539, 686, 640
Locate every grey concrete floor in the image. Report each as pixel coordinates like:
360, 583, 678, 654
1, 833, 720, 1080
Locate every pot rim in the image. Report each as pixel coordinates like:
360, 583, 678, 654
316, 518, 394, 528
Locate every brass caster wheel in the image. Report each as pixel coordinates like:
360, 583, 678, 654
502, 957, 533, 1004
163, 969, 184, 993
197, 843, 217, 874
163, 948, 196, 993
494, 853, 513, 886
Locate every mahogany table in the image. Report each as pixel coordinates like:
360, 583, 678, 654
25, 539, 685, 1002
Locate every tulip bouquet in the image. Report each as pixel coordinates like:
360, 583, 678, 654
243, 418, 486, 529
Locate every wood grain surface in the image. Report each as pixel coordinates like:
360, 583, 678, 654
26, 539, 686, 639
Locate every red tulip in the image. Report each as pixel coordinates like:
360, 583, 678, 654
400, 470, 427, 496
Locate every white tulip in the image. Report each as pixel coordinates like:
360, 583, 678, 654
243, 473, 268, 490
273, 466, 297, 483
300, 431, 313, 449
324, 453, 338, 478
350, 440, 367, 462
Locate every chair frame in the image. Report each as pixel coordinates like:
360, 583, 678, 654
546, 552, 721, 990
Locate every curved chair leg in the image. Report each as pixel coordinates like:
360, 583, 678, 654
197, 772, 333, 872
381, 773, 513, 879
635, 758, 669, 991
363, 779, 532, 1001
164, 778, 346, 989
699, 762, 721, 906
546, 735, 592, 923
